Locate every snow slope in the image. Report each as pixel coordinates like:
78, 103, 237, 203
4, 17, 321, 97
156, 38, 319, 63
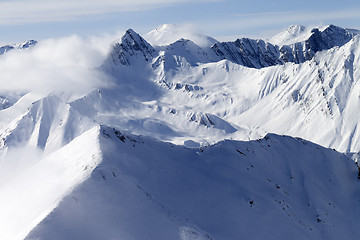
0, 24, 359, 239
25, 127, 360, 240
0, 126, 101, 240
100, 25, 360, 151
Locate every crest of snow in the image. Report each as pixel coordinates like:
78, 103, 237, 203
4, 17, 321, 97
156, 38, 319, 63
144, 24, 217, 48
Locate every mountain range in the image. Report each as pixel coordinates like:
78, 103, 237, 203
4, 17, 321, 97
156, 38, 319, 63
0, 24, 359, 240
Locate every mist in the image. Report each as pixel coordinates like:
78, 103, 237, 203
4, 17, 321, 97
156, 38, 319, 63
0, 146, 44, 187
0, 34, 116, 94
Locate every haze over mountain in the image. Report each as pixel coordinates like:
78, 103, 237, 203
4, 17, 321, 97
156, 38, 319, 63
0, 24, 359, 240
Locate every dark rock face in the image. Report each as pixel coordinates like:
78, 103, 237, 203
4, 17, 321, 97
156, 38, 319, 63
212, 25, 357, 68
212, 38, 282, 69
310, 25, 353, 51
280, 25, 355, 64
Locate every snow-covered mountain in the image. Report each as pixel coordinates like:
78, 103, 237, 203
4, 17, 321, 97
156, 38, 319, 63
0, 24, 360, 240
0, 40, 37, 55
25, 129, 360, 240
99, 25, 360, 152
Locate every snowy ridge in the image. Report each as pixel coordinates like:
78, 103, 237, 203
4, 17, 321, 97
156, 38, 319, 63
268, 24, 358, 46
0, 93, 97, 153
212, 24, 358, 68
211, 38, 282, 68
25, 127, 360, 240
110, 25, 358, 70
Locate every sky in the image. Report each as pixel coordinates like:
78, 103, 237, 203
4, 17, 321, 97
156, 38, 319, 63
0, 0, 360, 44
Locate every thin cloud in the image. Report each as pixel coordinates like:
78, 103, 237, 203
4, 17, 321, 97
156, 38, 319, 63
233, 11, 295, 18
0, 0, 218, 25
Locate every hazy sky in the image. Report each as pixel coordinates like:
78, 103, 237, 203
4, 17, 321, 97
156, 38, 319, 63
1, 0, 360, 44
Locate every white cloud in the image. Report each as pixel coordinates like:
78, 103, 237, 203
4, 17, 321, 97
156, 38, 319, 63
0, 34, 115, 93
0, 0, 217, 25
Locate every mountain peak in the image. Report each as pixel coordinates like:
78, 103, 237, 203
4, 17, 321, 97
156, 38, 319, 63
17, 39, 37, 49
306, 24, 355, 52
120, 28, 150, 47
286, 25, 306, 35
268, 24, 357, 49
123, 28, 139, 38
109, 29, 155, 66
268, 25, 310, 46
0, 39, 37, 55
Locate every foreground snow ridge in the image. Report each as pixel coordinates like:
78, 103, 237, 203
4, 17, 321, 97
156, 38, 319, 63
26, 128, 360, 240
0, 24, 359, 240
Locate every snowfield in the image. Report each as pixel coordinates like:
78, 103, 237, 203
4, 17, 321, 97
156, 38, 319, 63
0, 24, 360, 239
